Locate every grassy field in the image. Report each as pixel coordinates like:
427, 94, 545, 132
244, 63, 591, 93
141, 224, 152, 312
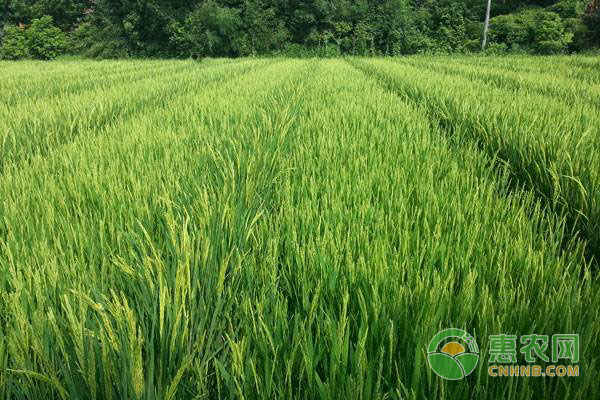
0, 57, 599, 399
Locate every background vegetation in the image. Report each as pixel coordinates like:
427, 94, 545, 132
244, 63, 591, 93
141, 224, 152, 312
0, 0, 599, 59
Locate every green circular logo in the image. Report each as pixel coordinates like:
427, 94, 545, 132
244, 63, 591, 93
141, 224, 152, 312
427, 328, 479, 380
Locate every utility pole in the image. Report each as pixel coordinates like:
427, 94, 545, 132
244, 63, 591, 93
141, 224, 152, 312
482, 0, 492, 51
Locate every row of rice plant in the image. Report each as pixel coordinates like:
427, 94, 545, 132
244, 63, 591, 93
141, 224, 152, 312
448, 55, 600, 84
350, 58, 600, 264
0, 58, 231, 84
401, 57, 600, 108
0, 59, 124, 78
222, 59, 598, 399
1, 58, 598, 399
0, 61, 193, 107
0, 59, 271, 172
0, 59, 312, 399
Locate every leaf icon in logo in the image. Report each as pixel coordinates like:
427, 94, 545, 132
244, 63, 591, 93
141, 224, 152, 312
427, 328, 479, 380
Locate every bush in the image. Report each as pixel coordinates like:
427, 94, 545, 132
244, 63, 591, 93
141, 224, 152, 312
489, 13, 529, 47
272, 43, 316, 58
25, 16, 68, 59
0, 16, 68, 60
583, 10, 600, 46
533, 11, 573, 54
319, 43, 342, 57
72, 22, 130, 59
548, 0, 581, 19
464, 38, 481, 52
184, 1, 242, 58
489, 9, 573, 54
564, 17, 589, 52
484, 42, 508, 55
0, 25, 28, 59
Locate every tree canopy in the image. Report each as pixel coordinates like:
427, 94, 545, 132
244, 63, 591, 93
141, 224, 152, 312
1, 0, 598, 58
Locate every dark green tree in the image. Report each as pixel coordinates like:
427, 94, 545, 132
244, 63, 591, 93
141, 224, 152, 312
0, 0, 597, 58
184, 0, 242, 57
25, 15, 68, 59
0, 25, 28, 59
240, 0, 290, 55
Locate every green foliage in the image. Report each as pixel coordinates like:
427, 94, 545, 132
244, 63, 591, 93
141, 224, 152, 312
0, 1, 598, 57
547, 0, 584, 18
490, 9, 573, 53
434, 5, 470, 52
24, 16, 68, 59
535, 11, 574, 53
583, 8, 600, 46
489, 13, 529, 47
0, 25, 28, 59
72, 22, 130, 59
484, 42, 509, 54
4, 0, 87, 30
240, 0, 290, 55
183, 1, 242, 58
564, 17, 590, 51
0, 57, 599, 399
0, 0, 9, 28
269, 43, 316, 57
356, 54, 600, 261
1, 16, 69, 61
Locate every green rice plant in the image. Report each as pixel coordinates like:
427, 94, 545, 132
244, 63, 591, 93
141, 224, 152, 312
0, 59, 312, 399
0, 58, 231, 91
0, 59, 271, 171
0, 59, 104, 77
0, 58, 598, 400
400, 57, 600, 109
221, 59, 599, 400
350, 57, 600, 264
0, 59, 237, 107
444, 55, 600, 85
0, 61, 184, 106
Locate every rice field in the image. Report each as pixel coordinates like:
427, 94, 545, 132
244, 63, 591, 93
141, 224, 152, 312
0, 57, 599, 399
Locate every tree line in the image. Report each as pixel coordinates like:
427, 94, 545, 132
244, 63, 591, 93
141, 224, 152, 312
0, 0, 599, 59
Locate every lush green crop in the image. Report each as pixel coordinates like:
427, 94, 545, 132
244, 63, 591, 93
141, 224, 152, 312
0, 57, 598, 400
351, 56, 600, 262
